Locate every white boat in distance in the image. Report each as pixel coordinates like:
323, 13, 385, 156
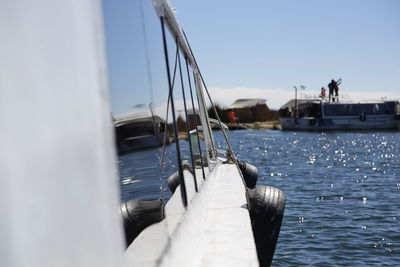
114, 110, 166, 154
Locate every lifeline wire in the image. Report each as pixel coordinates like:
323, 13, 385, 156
185, 57, 206, 180
182, 29, 249, 195
160, 16, 187, 207
177, 45, 198, 192
159, 43, 180, 203
159, 44, 179, 170
182, 29, 236, 162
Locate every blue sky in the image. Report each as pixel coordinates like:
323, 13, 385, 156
103, 0, 400, 114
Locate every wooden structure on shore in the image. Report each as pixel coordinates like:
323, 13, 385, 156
228, 99, 273, 123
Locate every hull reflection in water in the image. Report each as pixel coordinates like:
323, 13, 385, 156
114, 111, 167, 154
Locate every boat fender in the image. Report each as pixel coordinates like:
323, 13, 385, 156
167, 171, 180, 193
238, 160, 258, 189
247, 186, 286, 267
120, 199, 164, 247
309, 118, 316, 126
167, 161, 192, 193
395, 113, 400, 120
360, 113, 366, 121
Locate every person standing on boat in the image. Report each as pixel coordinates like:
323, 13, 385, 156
320, 87, 326, 99
328, 79, 340, 102
328, 80, 334, 102
333, 81, 339, 102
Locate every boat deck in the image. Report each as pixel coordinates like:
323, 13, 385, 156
124, 162, 258, 267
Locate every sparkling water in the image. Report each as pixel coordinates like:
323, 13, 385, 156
119, 130, 400, 266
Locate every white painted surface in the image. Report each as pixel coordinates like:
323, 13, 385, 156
0, 1, 124, 267
194, 164, 258, 267
124, 163, 258, 267
124, 169, 206, 267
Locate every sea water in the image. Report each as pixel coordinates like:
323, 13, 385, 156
118, 130, 400, 266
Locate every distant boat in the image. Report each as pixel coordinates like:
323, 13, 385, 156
114, 111, 166, 154
279, 99, 400, 130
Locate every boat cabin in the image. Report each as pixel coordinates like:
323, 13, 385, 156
323, 101, 399, 117
279, 99, 400, 119
279, 99, 321, 118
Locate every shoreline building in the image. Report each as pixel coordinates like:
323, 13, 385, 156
228, 99, 272, 123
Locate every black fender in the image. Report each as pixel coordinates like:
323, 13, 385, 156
167, 171, 180, 193
238, 160, 258, 189
247, 186, 286, 267
167, 161, 192, 193
120, 199, 164, 247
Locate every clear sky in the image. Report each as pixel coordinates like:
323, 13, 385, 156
103, 0, 400, 115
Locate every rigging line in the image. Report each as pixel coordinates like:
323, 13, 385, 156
139, 0, 166, 203
197, 70, 249, 187
159, 44, 179, 170
177, 45, 198, 192
192, 71, 216, 158
182, 29, 236, 162
159, 44, 180, 203
160, 16, 187, 207
182, 29, 249, 193
185, 56, 206, 180
149, 102, 158, 135
138, 0, 154, 105
181, 32, 217, 157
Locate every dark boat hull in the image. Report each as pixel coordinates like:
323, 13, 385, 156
117, 133, 165, 154
279, 115, 400, 131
